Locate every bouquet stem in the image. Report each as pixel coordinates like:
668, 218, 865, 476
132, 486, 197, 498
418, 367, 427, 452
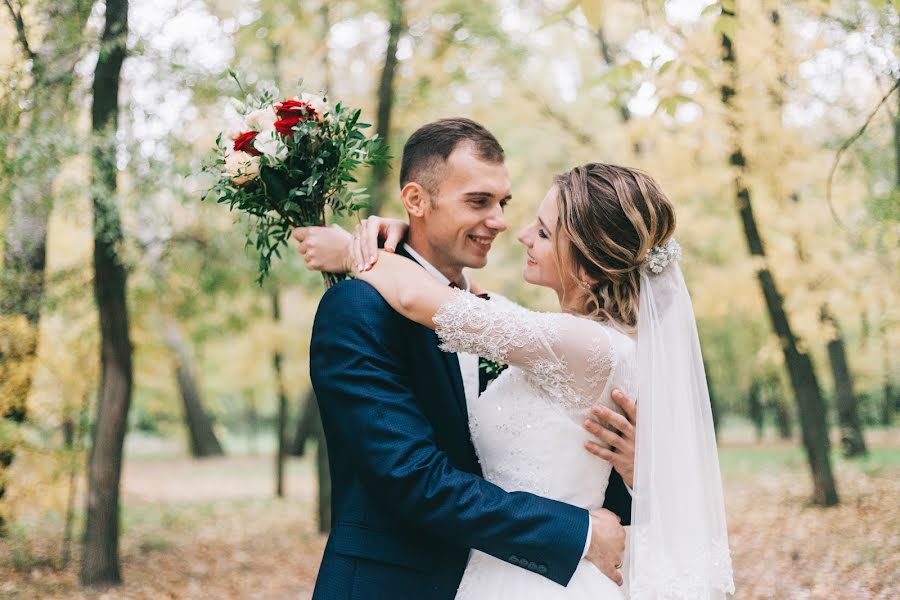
312, 205, 347, 289
323, 272, 346, 288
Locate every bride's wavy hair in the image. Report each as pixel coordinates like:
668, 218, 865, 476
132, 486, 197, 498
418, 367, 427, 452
553, 163, 676, 330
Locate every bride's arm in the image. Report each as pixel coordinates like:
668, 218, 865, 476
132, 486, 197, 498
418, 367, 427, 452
292, 225, 465, 329
356, 251, 456, 329
291, 216, 408, 273
292, 226, 617, 401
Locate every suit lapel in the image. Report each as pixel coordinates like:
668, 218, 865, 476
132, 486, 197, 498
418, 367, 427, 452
435, 330, 468, 418
396, 244, 470, 422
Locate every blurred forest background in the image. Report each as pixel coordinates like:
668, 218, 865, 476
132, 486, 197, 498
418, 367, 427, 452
0, 0, 898, 598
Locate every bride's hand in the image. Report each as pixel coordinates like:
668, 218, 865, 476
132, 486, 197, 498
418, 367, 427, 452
292, 224, 354, 273
353, 216, 408, 269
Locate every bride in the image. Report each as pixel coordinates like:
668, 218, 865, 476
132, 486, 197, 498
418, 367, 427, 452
297, 162, 734, 599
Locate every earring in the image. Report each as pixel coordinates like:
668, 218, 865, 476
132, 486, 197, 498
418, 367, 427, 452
578, 279, 592, 291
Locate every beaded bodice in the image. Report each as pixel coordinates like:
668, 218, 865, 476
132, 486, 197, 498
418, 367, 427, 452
433, 291, 637, 508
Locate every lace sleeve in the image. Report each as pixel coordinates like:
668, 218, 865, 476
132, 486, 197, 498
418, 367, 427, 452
433, 291, 620, 405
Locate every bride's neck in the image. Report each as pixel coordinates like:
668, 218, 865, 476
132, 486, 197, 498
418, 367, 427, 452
555, 283, 584, 315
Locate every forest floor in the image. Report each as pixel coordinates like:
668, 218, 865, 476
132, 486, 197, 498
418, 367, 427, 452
2, 428, 898, 599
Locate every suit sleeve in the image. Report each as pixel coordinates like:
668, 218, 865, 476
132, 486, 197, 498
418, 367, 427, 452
310, 280, 589, 587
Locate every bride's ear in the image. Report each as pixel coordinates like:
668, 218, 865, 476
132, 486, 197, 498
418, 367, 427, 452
576, 265, 600, 289
401, 182, 428, 218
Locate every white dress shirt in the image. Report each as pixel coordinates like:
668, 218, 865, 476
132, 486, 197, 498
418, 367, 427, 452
402, 243, 594, 561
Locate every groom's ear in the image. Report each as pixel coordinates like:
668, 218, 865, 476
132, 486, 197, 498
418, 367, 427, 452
401, 182, 428, 218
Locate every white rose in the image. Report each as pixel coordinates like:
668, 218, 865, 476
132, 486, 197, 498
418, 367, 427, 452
244, 106, 278, 132
225, 150, 260, 185
228, 97, 246, 114
253, 129, 287, 160
299, 93, 330, 122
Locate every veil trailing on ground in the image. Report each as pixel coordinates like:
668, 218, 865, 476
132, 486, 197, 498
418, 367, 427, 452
627, 240, 735, 599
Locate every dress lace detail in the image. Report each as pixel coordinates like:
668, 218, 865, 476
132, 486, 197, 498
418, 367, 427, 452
433, 291, 631, 412
586, 331, 617, 391
434, 291, 637, 599
433, 291, 562, 368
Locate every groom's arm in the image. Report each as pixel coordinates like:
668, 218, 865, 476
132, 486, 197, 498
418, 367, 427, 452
311, 280, 588, 587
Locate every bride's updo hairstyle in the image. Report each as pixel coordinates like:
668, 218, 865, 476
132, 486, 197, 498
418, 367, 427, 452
553, 163, 676, 329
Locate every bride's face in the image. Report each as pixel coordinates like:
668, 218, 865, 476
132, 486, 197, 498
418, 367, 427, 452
516, 187, 570, 295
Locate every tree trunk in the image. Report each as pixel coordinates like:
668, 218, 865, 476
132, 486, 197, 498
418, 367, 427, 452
773, 8, 864, 459
61, 414, 77, 567
884, 379, 896, 427
288, 389, 331, 531
748, 379, 764, 442
367, 0, 404, 216
290, 388, 318, 456
894, 74, 899, 190
0, 316, 31, 534
822, 310, 867, 456
81, 0, 131, 586
320, 2, 332, 92
595, 27, 641, 155
164, 324, 224, 458
889, 85, 900, 426
246, 391, 260, 456
0, 0, 92, 535
62, 390, 91, 568
704, 360, 721, 437
271, 291, 288, 498
883, 317, 896, 426
772, 392, 794, 440
721, 5, 837, 506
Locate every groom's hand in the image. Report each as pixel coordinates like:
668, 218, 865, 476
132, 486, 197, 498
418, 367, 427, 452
583, 389, 636, 489
586, 509, 625, 586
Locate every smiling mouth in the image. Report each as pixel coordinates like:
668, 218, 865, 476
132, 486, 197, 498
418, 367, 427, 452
468, 235, 494, 250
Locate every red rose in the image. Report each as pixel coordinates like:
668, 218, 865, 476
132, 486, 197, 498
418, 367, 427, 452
274, 117, 302, 138
275, 99, 317, 121
233, 131, 261, 156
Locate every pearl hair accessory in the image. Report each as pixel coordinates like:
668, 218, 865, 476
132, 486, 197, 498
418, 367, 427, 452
644, 238, 682, 274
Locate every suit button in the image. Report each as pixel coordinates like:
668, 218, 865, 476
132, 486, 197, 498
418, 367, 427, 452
528, 561, 538, 571
509, 555, 518, 564
538, 564, 548, 575
519, 558, 530, 568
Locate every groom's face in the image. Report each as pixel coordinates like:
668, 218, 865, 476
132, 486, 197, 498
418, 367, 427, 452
418, 144, 511, 271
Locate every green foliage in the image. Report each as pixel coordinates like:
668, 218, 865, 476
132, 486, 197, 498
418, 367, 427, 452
202, 83, 390, 284
1, 0, 897, 530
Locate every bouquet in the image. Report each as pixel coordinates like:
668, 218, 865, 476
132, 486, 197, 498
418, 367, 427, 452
203, 76, 388, 286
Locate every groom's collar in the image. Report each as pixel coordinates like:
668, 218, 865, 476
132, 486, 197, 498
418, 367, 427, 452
401, 242, 470, 292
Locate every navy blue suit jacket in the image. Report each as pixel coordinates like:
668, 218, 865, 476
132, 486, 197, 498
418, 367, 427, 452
310, 264, 630, 599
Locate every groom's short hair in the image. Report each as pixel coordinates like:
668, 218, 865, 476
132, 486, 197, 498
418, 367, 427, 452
400, 118, 505, 195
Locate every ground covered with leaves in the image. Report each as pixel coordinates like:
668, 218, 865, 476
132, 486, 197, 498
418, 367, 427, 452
2, 432, 897, 599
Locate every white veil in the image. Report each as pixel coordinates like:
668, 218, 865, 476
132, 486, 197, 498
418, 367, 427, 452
627, 240, 735, 599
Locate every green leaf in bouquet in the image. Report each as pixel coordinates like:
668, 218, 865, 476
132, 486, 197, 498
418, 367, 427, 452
259, 165, 290, 208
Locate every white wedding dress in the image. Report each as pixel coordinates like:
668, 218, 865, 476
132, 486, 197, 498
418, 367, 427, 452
432, 290, 637, 600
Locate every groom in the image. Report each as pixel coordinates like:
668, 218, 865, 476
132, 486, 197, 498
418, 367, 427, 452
302, 118, 636, 599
